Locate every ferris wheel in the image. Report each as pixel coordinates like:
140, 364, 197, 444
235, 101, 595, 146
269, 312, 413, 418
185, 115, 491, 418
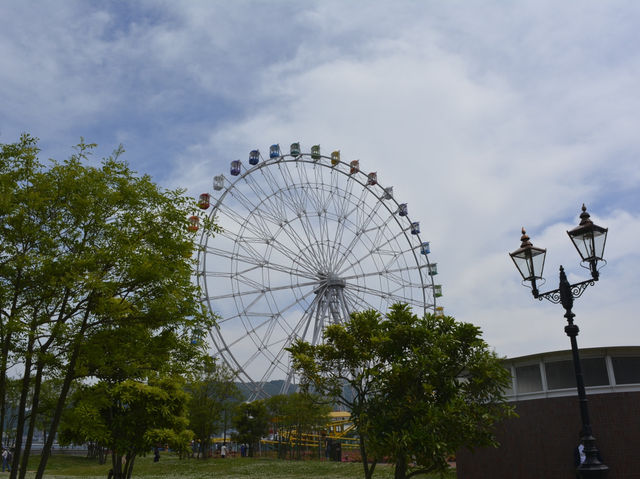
195, 143, 442, 399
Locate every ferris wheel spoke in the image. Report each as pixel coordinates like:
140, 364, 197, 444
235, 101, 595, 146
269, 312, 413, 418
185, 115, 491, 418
342, 287, 380, 313
208, 278, 319, 301
346, 282, 427, 309
338, 230, 416, 278
223, 183, 283, 234
295, 208, 329, 271
205, 243, 310, 279
311, 296, 328, 345
243, 169, 288, 224
277, 166, 308, 214
216, 203, 275, 245
269, 289, 317, 322
206, 242, 264, 267
333, 194, 386, 272
295, 180, 331, 269
256, 338, 292, 384
339, 263, 422, 283
219, 211, 323, 277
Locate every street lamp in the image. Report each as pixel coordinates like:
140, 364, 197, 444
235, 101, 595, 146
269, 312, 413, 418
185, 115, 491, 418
509, 204, 609, 479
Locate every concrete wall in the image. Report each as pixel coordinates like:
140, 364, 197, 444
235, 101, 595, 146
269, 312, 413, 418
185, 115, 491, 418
456, 391, 640, 478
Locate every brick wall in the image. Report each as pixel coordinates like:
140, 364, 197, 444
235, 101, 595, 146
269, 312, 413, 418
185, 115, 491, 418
456, 392, 640, 478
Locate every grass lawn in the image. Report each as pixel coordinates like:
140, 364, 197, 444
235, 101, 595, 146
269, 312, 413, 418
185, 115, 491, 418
22, 453, 457, 478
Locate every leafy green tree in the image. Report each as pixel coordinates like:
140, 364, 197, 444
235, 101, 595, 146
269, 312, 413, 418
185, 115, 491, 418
231, 400, 270, 457
0, 135, 217, 479
266, 392, 331, 459
288, 303, 514, 479
186, 357, 241, 458
59, 377, 191, 479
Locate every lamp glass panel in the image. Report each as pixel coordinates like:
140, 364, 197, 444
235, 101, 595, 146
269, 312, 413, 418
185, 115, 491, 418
573, 232, 594, 261
531, 248, 545, 279
511, 255, 532, 280
593, 230, 607, 260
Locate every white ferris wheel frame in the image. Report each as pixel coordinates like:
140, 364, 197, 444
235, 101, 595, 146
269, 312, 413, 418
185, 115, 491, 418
196, 148, 438, 399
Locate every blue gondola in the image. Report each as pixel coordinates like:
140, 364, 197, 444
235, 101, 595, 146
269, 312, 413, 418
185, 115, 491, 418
398, 203, 408, 216
231, 160, 241, 176
420, 241, 430, 255
270, 144, 281, 158
249, 149, 260, 165
411, 222, 420, 234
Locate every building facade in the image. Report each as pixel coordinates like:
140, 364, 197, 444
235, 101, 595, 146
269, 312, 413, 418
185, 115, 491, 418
456, 346, 640, 478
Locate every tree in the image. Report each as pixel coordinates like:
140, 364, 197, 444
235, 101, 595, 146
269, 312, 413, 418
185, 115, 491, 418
265, 392, 331, 460
58, 377, 191, 479
288, 303, 514, 479
231, 400, 270, 457
0, 135, 217, 479
186, 357, 241, 458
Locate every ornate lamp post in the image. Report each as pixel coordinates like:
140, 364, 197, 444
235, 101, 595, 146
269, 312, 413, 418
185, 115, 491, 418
509, 204, 609, 479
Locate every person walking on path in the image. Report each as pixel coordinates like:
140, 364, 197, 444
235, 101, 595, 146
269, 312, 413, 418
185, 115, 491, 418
2, 448, 10, 472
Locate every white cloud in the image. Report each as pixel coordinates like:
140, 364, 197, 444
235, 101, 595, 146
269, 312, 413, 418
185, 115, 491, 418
2, 0, 639, 371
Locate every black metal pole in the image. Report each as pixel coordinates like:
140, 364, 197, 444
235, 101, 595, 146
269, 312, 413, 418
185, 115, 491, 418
558, 267, 608, 479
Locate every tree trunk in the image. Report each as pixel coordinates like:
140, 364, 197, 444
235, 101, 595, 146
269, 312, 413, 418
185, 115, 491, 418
10, 317, 37, 479
34, 302, 92, 479
359, 434, 376, 479
0, 281, 22, 448
394, 453, 408, 479
18, 357, 45, 479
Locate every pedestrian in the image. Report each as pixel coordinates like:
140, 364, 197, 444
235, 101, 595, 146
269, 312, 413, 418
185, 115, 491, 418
154, 446, 160, 462
221, 443, 227, 459
2, 448, 10, 472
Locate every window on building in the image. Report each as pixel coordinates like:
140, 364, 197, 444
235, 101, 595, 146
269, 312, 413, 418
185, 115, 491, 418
612, 356, 640, 385
545, 358, 609, 390
503, 367, 514, 396
516, 364, 542, 393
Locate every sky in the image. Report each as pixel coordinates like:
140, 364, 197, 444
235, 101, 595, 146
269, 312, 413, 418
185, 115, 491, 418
2, 1, 639, 365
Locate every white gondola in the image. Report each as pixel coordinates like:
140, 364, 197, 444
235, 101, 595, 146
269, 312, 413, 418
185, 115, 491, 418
213, 175, 224, 191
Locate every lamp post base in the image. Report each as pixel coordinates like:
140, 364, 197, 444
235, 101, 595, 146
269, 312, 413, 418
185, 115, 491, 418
577, 464, 609, 479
